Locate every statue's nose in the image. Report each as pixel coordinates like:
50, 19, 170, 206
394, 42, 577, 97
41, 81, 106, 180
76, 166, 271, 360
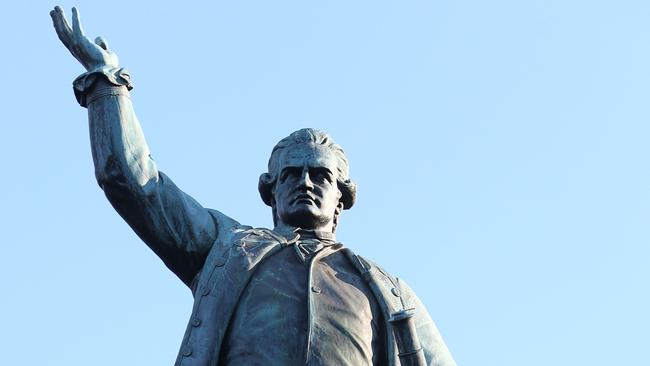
298, 170, 314, 189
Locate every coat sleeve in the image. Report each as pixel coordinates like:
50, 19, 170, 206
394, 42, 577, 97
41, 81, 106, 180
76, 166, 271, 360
398, 279, 458, 366
81, 73, 239, 286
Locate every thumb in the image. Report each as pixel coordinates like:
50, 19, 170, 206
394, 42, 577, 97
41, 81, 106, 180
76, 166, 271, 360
94, 36, 109, 50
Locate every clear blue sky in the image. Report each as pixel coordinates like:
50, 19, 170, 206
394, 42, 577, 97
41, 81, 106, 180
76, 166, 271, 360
1, 1, 648, 365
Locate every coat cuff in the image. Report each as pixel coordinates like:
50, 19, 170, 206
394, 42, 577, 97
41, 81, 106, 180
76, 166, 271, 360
73, 66, 133, 107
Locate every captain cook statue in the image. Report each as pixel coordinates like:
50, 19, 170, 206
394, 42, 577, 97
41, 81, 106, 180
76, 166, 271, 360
50, 6, 456, 366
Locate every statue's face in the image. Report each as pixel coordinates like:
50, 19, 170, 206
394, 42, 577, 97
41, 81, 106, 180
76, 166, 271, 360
273, 144, 342, 232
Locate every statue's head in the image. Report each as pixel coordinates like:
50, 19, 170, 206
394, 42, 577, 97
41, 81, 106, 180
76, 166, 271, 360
259, 128, 357, 233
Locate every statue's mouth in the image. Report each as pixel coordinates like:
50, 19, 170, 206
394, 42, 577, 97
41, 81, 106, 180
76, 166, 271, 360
293, 194, 318, 206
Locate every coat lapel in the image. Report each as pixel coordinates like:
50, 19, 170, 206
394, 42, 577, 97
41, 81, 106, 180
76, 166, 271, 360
176, 227, 287, 366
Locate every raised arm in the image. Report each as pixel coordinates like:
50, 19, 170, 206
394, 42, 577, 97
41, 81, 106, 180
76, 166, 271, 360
50, 6, 232, 286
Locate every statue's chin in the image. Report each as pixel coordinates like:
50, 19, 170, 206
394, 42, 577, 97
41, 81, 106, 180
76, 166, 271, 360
280, 206, 329, 231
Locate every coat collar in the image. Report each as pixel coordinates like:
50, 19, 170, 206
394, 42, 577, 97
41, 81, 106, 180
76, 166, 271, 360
273, 224, 337, 244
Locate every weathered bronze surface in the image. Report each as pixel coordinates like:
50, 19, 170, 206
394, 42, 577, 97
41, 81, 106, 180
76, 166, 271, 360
51, 6, 457, 365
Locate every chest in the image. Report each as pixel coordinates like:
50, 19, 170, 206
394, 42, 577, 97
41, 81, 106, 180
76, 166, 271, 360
221, 247, 385, 365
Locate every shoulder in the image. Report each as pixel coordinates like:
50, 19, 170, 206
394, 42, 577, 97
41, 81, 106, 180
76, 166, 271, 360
206, 209, 254, 246
206, 208, 243, 233
203, 212, 288, 250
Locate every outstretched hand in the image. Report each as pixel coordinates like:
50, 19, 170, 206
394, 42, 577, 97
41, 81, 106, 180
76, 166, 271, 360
50, 6, 119, 71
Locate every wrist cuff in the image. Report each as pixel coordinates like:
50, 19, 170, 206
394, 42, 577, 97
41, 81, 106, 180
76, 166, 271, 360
73, 66, 133, 107
86, 86, 130, 106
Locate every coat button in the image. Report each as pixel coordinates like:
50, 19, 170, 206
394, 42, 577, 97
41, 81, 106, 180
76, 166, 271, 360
391, 287, 401, 297
191, 317, 201, 327
214, 256, 227, 267
201, 286, 210, 296
182, 346, 192, 357
311, 285, 321, 294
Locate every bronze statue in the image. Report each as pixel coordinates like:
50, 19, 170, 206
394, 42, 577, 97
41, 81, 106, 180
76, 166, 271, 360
50, 6, 456, 365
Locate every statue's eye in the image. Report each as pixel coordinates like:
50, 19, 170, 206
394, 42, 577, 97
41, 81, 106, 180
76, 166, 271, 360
280, 167, 301, 182
311, 168, 333, 183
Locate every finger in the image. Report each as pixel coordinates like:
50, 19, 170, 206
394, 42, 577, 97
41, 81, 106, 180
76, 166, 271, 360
71, 7, 85, 37
49, 9, 65, 38
94, 36, 109, 50
58, 6, 74, 34
50, 7, 73, 45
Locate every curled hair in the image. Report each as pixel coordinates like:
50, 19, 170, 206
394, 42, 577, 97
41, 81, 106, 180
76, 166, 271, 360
258, 128, 357, 227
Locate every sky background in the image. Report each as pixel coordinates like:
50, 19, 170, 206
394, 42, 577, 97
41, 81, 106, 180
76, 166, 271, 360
1, 1, 648, 365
